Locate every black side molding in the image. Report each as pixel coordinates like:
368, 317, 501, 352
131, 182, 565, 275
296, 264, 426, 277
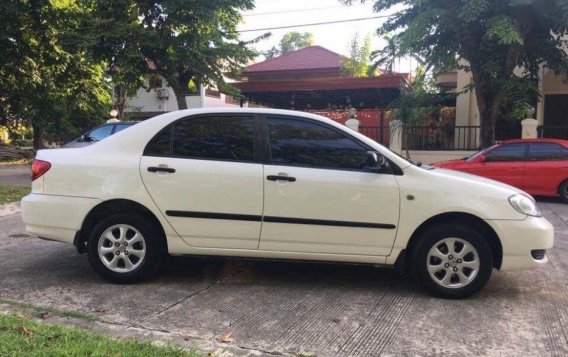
165, 210, 395, 229
166, 210, 261, 222
263, 216, 396, 229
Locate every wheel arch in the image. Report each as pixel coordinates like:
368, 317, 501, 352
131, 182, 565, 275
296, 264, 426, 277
404, 212, 503, 270
74, 199, 168, 254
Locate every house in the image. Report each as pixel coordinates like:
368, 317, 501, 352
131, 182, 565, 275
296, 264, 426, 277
436, 65, 568, 136
117, 73, 244, 120
233, 46, 409, 133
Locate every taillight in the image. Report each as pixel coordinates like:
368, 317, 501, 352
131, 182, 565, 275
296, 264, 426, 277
31, 159, 51, 181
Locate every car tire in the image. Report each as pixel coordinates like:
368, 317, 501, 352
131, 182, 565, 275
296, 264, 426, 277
87, 213, 165, 283
559, 180, 568, 203
409, 222, 493, 299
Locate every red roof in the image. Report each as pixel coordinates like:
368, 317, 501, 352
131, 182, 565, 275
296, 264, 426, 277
244, 46, 342, 73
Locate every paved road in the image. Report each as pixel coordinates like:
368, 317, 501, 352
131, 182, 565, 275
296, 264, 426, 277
1, 201, 567, 356
0, 165, 30, 186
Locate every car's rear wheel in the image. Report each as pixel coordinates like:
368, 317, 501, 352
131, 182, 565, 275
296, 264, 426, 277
87, 213, 164, 283
410, 223, 493, 299
559, 180, 568, 203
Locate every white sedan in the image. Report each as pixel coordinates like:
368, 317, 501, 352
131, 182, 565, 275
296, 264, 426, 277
21, 108, 553, 298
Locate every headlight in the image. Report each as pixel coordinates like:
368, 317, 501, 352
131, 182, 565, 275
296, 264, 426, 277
508, 194, 541, 217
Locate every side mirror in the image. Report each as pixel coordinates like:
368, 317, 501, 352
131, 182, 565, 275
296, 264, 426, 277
78, 134, 88, 142
477, 155, 486, 163
366, 151, 387, 171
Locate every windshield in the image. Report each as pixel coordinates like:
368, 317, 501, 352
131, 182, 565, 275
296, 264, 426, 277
387, 148, 434, 170
465, 145, 498, 161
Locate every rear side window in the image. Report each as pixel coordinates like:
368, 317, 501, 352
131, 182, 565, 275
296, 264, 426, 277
266, 116, 368, 170
87, 125, 113, 141
144, 116, 255, 162
528, 143, 568, 161
484, 143, 527, 162
113, 123, 134, 134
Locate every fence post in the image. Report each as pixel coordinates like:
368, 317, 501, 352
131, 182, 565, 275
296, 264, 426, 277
389, 119, 402, 154
521, 118, 538, 139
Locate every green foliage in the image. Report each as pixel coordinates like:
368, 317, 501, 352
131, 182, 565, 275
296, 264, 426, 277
81, 0, 266, 110
343, 0, 568, 147
341, 33, 373, 77
0, 314, 201, 356
0, 0, 112, 149
0, 185, 30, 205
265, 31, 315, 59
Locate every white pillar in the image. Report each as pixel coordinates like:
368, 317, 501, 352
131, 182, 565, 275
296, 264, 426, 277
389, 119, 402, 154
345, 118, 360, 132
521, 118, 539, 139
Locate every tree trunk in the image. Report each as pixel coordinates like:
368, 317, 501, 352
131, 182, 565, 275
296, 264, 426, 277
32, 123, 42, 151
173, 87, 187, 110
471, 67, 497, 148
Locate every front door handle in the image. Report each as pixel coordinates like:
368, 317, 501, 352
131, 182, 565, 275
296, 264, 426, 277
148, 166, 176, 173
267, 175, 296, 182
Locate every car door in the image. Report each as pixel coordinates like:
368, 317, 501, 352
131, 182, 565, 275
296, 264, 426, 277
524, 142, 568, 196
466, 142, 527, 190
140, 114, 264, 250
259, 115, 400, 256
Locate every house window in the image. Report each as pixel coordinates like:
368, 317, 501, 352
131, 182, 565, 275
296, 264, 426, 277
205, 88, 221, 98
225, 95, 240, 105
149, 77, 163, 89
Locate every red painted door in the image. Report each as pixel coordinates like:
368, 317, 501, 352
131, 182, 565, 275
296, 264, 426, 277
466, 143, 528, 190
524, 142, 568, 196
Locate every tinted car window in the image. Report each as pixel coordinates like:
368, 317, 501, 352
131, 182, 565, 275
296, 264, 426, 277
113, 123, 133, 134
266, 117, 368, 170
87, 125, 113, 141
145, 116, 255, 161
528, 143, 568, 161
145, 128, 172, 156
484, 143, 527, 162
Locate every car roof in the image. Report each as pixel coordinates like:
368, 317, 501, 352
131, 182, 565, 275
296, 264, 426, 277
501, 138, 568, 146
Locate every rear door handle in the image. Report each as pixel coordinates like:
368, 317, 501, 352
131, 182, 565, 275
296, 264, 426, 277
148, 166, 176, 173
267, 175, 296, 182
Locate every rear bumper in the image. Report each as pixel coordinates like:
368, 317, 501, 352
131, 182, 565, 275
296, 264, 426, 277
21, 194, 101, 244
487, 216, 554, 271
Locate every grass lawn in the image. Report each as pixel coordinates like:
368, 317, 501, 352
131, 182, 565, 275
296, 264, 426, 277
0, 314, 201, 357
0, 184, 30, 205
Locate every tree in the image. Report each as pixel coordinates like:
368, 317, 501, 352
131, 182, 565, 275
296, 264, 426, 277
390, 67, 443, 158
343, 0, 568, 147
341, 33, 373, 77
0, 0, 111, 149
265, 32, 315, 59
82, 0, 266, 111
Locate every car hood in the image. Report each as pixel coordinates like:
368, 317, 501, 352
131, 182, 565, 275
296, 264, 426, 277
432, 159, 466, 168
431, 166, 525, 196
398, 165, 529, 220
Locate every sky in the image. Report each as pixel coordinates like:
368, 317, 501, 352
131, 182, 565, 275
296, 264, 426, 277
238, 0, 414, 74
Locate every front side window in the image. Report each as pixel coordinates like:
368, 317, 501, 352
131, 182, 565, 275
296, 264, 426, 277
266, 117, 368, 170
528, 143, 568, 161
484, 143, 527, 162
144, 116, 255, 162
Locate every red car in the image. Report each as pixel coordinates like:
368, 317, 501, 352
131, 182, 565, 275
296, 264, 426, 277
434, 139, 568, 201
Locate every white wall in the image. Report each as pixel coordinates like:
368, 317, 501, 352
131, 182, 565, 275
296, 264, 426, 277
408, 150, 478, 164
122, 75, 242, 114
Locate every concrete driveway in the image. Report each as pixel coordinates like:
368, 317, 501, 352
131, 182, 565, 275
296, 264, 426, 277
1, 201, 567, 356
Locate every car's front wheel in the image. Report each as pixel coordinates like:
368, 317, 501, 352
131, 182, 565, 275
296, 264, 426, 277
87, 213, 164, 283
410, 223, 493, 299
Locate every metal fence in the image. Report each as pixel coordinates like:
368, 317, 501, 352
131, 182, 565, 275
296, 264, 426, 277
359, 126, 390, 146
402, 125, 481, 151
538, 125, 568, 139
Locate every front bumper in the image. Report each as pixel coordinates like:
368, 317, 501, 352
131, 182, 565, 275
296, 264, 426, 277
21, 193, 101, 244
487, 216, 554, 271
